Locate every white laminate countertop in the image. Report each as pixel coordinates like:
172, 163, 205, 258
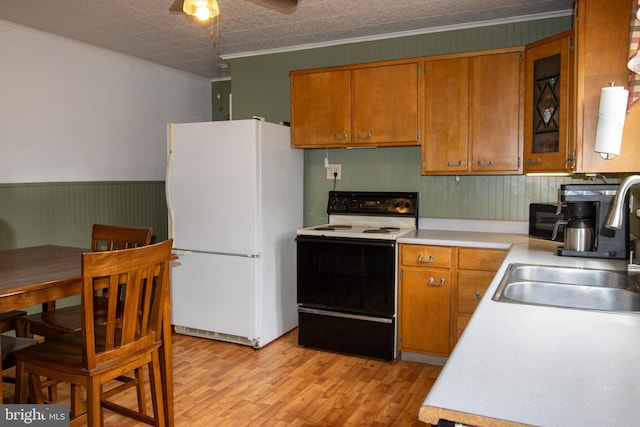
401, 231, 639, 427
399, 229, 530, 249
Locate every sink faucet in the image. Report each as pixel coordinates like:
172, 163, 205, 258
605, 175, 640, 230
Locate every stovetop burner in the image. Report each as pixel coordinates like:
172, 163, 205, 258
313, 225, 353, 231
363, 227, 401, 234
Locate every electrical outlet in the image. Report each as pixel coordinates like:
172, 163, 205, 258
326, 164, 342, 180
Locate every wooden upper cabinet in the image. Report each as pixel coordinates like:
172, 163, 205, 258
422, 48, 523, 175
352, 63, 420, 145
523, 31, 574, 174
422, 57, 470, 173
289, 62, 420, 148
290, 70, 351, 147
470, 51, 523, 174
573, 0, 640, 173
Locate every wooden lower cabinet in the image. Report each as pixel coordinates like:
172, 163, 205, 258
399, 244, 506, 357
400, 267, 452, 357
455, 270, 497, 343
454, 248, 507, 345
399, 244, 455, 357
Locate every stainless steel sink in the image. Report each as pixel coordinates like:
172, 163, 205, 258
492, 264, 640, 313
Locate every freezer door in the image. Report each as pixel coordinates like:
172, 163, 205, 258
171, 252, 257, 341
167, 120, 259, 255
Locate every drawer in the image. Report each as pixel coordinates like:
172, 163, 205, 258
458, 248, 506, 271
457, 270, 494, 314
401, 244, 452, 268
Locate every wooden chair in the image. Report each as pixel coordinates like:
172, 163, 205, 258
0, 311, 38, 403
15, 239, 173, 426
17, 224, 153, 405
19, 224, 153, 338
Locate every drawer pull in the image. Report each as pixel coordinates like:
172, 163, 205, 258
527, 157, 542, 165
428, 277, 446, 286
447, 160, 463, 167
475, 291, 481, 300
418, 254, 434, 263
333, 133, 347, 140
357, 132, 372, 140
476, 159, 494, 167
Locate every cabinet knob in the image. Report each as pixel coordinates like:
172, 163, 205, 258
428, 277, 446, 286
357, 132, 372, 140
333, 133, 347, 141
527, 157, 542, 165
476, 159, 494, 167
418, 254, 434, 263
447, 160, 463, 167
475, 291, 481, 300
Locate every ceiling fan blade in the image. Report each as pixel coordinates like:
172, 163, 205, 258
245, 0, 297, 14
169, 0, 185, 13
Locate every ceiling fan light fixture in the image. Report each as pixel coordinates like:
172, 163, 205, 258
183, 0, 219, 21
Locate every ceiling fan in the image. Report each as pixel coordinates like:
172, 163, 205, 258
170, 0, 298, 19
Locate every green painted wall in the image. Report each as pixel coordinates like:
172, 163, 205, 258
227, 16, 591, 226
0, 182, 167, 250
211, 79, 232, 121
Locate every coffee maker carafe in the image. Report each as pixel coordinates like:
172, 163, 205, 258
553, 202, 595, 252
555, 184, 628, 259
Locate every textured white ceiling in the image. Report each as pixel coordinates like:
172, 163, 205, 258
0, 0, 573, 79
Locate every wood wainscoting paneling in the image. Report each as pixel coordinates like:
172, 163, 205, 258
0, 181, 167, 250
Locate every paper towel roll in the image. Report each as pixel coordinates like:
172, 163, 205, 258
594, 86, 629, 158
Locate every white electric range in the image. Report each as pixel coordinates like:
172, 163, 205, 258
295, 191, 419, 360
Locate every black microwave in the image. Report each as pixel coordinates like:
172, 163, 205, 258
529, 203, 568, 241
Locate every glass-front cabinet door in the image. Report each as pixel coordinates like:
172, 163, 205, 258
524, 30, 574, 174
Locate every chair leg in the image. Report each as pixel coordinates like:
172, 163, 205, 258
86, 379, 102, 427
149, 352, 166, 427
29, 374, 46, 404
70, 385, 82, 419
135, 368, 147, 414
15, 360, 28, 404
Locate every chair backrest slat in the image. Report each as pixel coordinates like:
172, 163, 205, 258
80, 239, 173, 370
91, 224, 153, 252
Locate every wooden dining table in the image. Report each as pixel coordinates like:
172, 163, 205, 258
0, 244, 175, 425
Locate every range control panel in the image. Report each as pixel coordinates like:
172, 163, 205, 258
327, 191, 419, 217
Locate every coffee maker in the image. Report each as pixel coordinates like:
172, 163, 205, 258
555, 184, 628, 259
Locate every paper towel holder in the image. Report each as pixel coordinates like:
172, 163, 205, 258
594, 82, 629, 160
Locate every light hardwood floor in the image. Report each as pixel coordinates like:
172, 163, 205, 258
3, 328, 442, 426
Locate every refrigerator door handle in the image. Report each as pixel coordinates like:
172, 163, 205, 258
172, 248, 260, 258
171, 249, 191, 257
166, 123, 175, 240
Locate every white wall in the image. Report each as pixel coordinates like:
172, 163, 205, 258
0, 20, 212, 183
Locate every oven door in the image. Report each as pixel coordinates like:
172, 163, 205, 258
296, 235, 397, 360
296, 235, 396, 315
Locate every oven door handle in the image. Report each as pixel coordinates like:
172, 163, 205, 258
295, 235, 396, 248
298, 307, 393, 324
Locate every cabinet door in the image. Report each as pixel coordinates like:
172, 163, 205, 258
470, 52, 523, 174
457, 271, 495, 315
400, 267, 451, 356
524, 31, 573, 174
455, 271, 495, 343
352, 63, 420, 145
290, 70, 351, 147
422, 58, 469, 173
574, 0, 640, 173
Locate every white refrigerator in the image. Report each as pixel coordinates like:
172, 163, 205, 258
166, 119, 303, 348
